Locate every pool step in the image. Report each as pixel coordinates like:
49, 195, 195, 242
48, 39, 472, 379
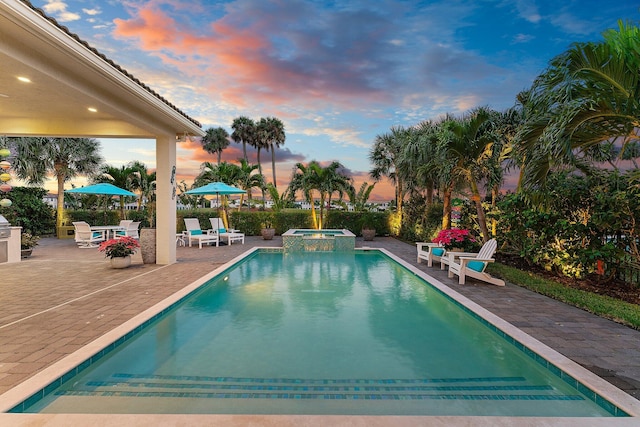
55, 374, 584, 402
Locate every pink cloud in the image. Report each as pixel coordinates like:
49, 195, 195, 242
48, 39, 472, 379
111, 2, 395, 110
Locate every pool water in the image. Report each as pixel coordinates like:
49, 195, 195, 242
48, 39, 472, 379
22, 251, 618, 416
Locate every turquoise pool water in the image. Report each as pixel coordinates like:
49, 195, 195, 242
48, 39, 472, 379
18, 250, 621, 416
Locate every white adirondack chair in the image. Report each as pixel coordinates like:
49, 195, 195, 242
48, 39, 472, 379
446, 238, 505, 286
416, 242, 447, 268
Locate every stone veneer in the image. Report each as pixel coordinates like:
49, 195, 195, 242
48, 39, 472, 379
282, 229, 356, 252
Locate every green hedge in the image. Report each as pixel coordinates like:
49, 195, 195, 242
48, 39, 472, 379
326, 211, 390, 236
64, 209, 120, 226
230, 210, 313, 235
65, 208, 391, 237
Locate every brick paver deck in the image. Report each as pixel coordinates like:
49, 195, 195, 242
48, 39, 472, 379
1, 235, 638, 404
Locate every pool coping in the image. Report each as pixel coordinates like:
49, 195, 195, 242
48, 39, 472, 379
0, 247, 639, 426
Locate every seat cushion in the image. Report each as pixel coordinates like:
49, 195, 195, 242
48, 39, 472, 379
190, 230, 202, 235
219, 228, 226, 233
467, 260, 486, 272
432, 248, 445, 256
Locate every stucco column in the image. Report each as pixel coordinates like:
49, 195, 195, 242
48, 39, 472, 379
155, 134, 177, 264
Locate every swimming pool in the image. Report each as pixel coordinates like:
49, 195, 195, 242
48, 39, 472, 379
4, 249, 634, 417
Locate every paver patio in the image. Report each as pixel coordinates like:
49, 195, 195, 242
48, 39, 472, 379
0, 235, 638, 405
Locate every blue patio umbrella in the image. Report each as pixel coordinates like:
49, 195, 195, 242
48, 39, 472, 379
66, 182, 137, 197
184, 182, 246, 196
185, 182, 245, 224
67, 183, 138, 221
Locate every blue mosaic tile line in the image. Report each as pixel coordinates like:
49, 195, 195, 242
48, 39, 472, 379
54, 389, 586, 401
111, 373, 528, 385
85, 380, 554, 393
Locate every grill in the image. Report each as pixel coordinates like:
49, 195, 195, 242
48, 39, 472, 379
0, 214, 10, 238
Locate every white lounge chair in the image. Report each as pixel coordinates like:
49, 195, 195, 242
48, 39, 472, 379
416, 242, 447, 268
115, 221, 140, 239
210, 217, 245, 245
72, 221, 107, 248
184, 218, 219, 248
447, 238, 505, 286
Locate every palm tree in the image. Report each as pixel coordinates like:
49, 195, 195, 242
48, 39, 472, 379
346, 182, 376, 212
128, 161, 156, 212
231, 116, 255, 163
516, 21, 640, 190
258, 116, 286, 185
369, 126, 408, 217
236, 159, 265, 210
266, 182, 294, 212
10, 137, 102, 234
201, 127, 230, 165
195, 161, 244, 226
95, 164, 136, 219
401, 122, 439, 208
289, 161, 351, 229
437, 108, 497, 241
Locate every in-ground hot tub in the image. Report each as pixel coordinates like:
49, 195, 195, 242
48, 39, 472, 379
282, 229, 356, 251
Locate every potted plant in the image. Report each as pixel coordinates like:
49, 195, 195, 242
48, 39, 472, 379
99, 236, 140, 268
20, 232, 40, 258
360, 212, 376, 241
261, 216, 275, 240
432, 228, 478, 252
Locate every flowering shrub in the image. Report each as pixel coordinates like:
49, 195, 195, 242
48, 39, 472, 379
99, 236, 140, 259
21, 232, 40, 250
432, 229, 478, 251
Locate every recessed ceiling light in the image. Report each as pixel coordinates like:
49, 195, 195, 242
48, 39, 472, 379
88, 107, 98, 113
17, 76, 31, 83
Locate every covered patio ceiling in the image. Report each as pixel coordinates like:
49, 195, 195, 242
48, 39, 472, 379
0, 0, 203, 139
0, 0, 205, 265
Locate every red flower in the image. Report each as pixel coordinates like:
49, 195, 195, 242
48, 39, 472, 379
432, 229, 477, 251
99, 236, 140, 259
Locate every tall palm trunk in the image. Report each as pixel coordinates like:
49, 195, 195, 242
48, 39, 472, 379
55, 165, 66, 231
271, 150, 277, 186
309, 194, 319, 229
491, 184, 499, 236
396, 177, 404, 216
442, 185, 452, 230
118, 195, 126, 220
257, 147, 266, 205
470, 179, 489, 242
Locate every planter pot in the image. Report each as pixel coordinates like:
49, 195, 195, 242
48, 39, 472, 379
140, 228, 156, 264
450, 248, 463, 252
110, 255, 131, 269
261, 228, 275, 240
21, 248, 33, 258
362, 229, 375, 241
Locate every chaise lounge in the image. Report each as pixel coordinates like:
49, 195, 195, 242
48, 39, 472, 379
184, 218, 219, 248
210, 218, 245, 245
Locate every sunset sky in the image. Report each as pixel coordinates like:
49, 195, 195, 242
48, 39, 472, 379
33, 0, 639, 201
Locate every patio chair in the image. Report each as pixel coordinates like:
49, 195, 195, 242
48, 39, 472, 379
72, 221, 107, 248
446, 238, 505, 286
184, 218, 219, 248
115, 221, 140, 239
118, 220, 133, 229
416, 242, 446, 268
210, 217, 245, 245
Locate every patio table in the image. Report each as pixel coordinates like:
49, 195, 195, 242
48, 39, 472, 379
90, 225, 126, 240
